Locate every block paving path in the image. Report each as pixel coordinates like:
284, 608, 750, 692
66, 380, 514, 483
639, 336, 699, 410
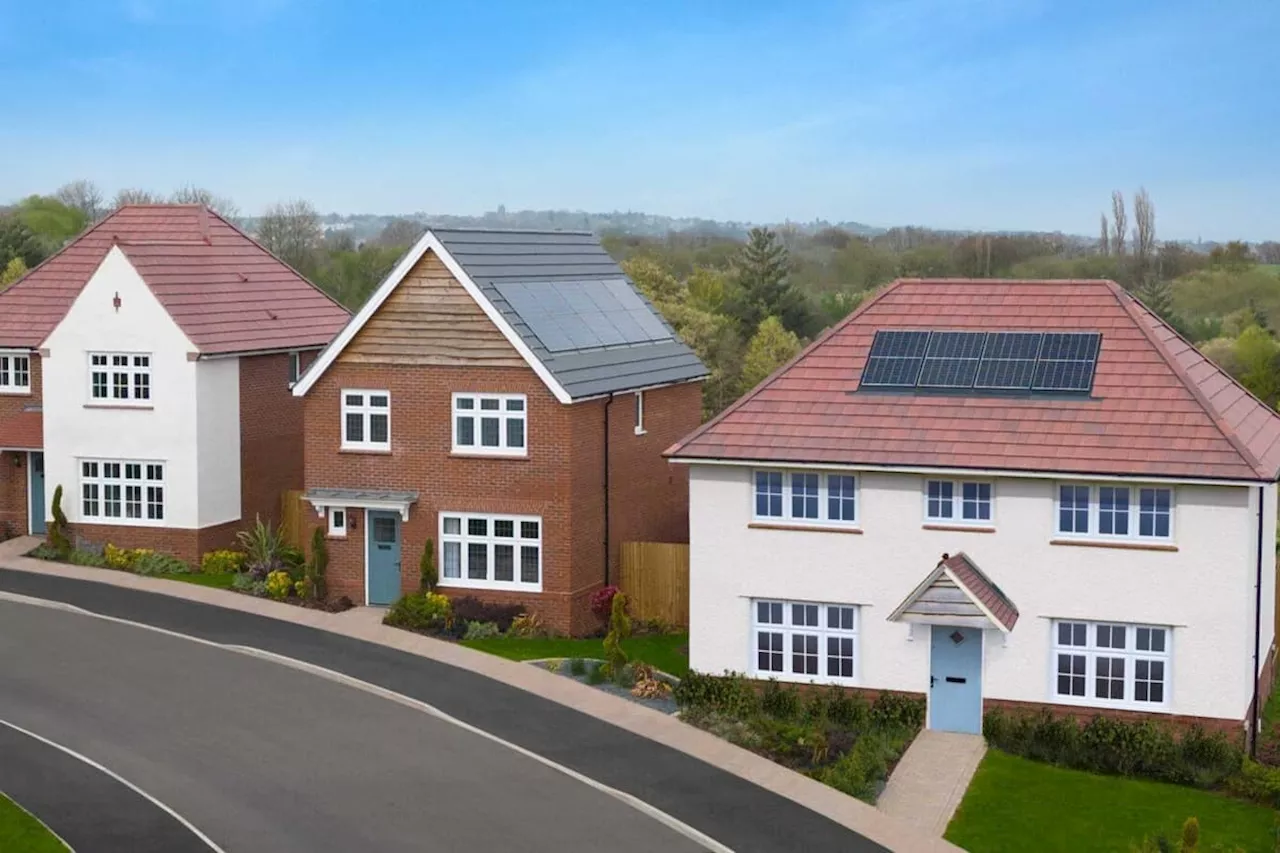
878, 730, 986, 837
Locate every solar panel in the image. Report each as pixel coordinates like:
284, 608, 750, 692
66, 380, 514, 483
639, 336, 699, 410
493, 279, 674, 353
918, 332, 986, 388
1032, 333, 1101, 392
861, 331, 930, 387
974, 332, 1043, 390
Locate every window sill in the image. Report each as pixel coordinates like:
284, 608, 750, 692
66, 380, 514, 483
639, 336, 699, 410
1049, 538, 1178, 552
748, 522, 863, 535
0, 389, 32, 396
450, 450, 529, 460
923, 523, 996, 533
84, 403, 154, 411
78, 519, 168, 528
339, 446, 392, 455
438, 579, 542, 594
1048, 696, 1172, 715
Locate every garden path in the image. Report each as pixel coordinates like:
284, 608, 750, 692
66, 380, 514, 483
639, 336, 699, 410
878, 730, 986, 836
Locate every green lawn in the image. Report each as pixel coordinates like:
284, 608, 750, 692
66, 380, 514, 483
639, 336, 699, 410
0, 794, 66, 852
156, 572, 237, 589
460, 633, 689, 677
945, 750, 1278, 853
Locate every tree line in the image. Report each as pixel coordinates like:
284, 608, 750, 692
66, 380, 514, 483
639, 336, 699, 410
3, 181, 1280, 418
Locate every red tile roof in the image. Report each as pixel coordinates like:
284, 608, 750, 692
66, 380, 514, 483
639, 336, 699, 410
0, 205, 350, 355
0, 409, 42, 450
941, 553, 1019, 631
668, 279, 1280, 481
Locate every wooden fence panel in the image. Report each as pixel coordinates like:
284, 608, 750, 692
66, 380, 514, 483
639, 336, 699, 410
280, 489, 308, 552
618, 541, 690, 627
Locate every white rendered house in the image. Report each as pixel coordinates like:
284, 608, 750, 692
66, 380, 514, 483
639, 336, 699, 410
667, 278, 1278, 743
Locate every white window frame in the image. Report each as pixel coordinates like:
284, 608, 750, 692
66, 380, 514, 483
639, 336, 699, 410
288, 351, 301, 385
1053, 483, 1175, 543
438, 512, 542, 592
327, 507, 347, 538
752, 599, 860, 685
341, 389, 391, 452
88, 352, 152, 404
79, 458, 165, 527
634, 390, 646, 435
0, 350, 31, 395
924, 478, 994, 525
451, 393, 527, 457
752, 469, 859, 527
1050, 619, 1172, 712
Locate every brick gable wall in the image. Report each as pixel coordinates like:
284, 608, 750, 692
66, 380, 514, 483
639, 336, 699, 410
0, 355, 40, 536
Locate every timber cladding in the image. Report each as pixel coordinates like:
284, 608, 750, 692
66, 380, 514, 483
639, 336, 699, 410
339, 250, 525, 368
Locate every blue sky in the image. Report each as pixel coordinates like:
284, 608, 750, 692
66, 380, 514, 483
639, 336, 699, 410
1, 0, 1276, 239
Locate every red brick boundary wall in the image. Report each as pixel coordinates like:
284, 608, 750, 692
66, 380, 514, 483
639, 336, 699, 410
70, 519, 240, 566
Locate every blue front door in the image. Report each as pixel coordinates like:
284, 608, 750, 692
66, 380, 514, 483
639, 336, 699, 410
29, 452, 45, 535
366, 511, 402, 605
929, 625, 984, 734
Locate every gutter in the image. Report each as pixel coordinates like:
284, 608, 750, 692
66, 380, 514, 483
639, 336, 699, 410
1252, 483, 1266, 758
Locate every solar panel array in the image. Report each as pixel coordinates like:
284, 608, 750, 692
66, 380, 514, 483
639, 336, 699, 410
493, 279, 674, 353
861, 330, 1101, 394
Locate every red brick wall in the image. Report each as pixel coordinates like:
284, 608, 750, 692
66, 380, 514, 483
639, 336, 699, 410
69, 519, 240, 565
983, 697, 1246, 742
239, 352, 309, 529
0, 355, 40, 536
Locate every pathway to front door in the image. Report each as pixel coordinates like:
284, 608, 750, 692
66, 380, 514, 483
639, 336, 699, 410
878, 729, 986, 836
366, 510, 401, 606
928, 625, 983, 734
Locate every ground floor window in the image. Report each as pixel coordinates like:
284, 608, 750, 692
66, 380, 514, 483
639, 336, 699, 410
439, 512, 541, 592
80, 459, 164, 524
1051, 619, 1170, 709
752, 598, 859, 684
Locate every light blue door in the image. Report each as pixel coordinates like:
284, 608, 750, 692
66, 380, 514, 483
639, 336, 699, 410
366, 511, 402, 606
29, 452, 45, 535
929, 625, 984, 734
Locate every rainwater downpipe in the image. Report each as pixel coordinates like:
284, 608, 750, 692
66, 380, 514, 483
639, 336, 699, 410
1252, 483, 1266, 758
603, 393, 616, 586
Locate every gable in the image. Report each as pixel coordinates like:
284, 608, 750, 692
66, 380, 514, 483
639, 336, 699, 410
338, 250, 523, 368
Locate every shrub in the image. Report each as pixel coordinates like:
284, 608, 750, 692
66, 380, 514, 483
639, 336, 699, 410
508, 612, 549, 638
543, 659, 563, 673
306, 527, 327, 601
201, 550, 245, 575
48, 485, 71, 558
631, 663, 673, 700
569, 658, 587, 676
761, 680, 802, 721
810, 727, 917, 803
673, 672, 761, 717
231, 572, 257, 592
249, 580, 268, 597
419, 539, 437, 593
279, 544, 306, 577
384, 592, 453, 632
601, 592, 631, 680
585, 662, 607, 685
103, 543, 137, 570
133, 551, 189, 575
236, 516, 286, 579
67, 548, 108, 568
450, 597, 525, 632
295, 577, 313, 600
633, 617, 677, 636
1225, 760, 1280, 808
870, 692, 926, 731
825, 686, 870, 729
27, 543, 63, 561
265, 570, 293, 601
590, 585, 622, 621
462, 620, 501, 640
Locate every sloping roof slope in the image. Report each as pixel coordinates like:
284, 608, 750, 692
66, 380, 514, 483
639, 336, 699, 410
432, 229, 707, 399
668, 278, 1280, 481
889, 552, 1019, 632
0, 205, 349, 355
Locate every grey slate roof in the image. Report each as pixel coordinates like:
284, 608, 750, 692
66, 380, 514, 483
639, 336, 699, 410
433, 228, 707, 399
305, 487, 419, 505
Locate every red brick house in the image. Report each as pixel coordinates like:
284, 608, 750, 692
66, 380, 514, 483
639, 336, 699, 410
292, 228, 706, 634
0, 205, 350, 562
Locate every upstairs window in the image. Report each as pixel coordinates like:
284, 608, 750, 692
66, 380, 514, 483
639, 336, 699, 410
634, 390, 646, 435
0, 352, 31, 394
925, 479, 993, 524
288, 351, 301, 385
1055, 484, 1173, 542
89, 352, 151, 403
341, 390, 390, 451
753, 470, 858, 526
453, 393, 526, 456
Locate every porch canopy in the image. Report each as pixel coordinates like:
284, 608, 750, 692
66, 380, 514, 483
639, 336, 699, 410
888, 552, 1019, 633
304, 487, 418, 521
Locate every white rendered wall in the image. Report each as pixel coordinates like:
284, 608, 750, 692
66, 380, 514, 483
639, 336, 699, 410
688, 464, 1258, 722
195, 357, 240, 527
40, 247, 238, 531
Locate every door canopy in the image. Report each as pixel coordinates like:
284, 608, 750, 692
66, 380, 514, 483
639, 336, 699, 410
888, 552, 1019, 633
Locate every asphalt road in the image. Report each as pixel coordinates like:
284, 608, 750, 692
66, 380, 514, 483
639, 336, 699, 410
0, 569, 887, 852
0, 599, 708, 852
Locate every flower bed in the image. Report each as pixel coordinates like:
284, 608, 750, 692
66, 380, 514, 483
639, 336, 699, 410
673, 673, 925, 803
535, 657, 680, 715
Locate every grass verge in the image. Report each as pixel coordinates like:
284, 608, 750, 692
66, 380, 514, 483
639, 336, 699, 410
945, 749, 1279, 853
460, 633, 689, 677
0, 794, 66, 852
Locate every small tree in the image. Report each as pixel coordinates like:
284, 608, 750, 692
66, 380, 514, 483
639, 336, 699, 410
419, 538, 437, 592
308, 526, 328, 601
48, 485, 71, 558
601, 592, 632, 681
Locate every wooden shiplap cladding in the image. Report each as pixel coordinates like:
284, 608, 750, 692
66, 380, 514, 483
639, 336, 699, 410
339, 251, 524, 367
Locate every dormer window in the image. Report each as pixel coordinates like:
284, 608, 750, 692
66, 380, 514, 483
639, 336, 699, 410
0, 351, 31, 394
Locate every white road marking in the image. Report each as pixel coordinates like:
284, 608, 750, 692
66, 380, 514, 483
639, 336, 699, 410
0, 719, 226, 853
0, 593, 734, 853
